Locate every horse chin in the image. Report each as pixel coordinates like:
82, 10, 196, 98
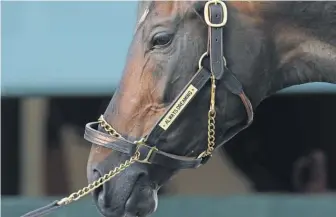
93, 175, 158, 217
124, 183, 158, 217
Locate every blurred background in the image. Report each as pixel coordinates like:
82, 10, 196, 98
2, 1, 336, 217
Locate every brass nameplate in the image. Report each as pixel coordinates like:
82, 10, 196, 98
159, 84, 198, 130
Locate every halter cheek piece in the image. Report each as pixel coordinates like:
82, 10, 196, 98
20, 1, 253, 217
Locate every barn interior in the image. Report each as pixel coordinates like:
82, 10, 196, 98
2, 90, 335, 196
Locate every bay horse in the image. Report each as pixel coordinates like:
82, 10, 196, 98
21, 1, 336, 217
83, 1, 335, 216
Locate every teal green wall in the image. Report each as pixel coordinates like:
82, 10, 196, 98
3, 196, 336, 217
2, 2, 336, 96
2, 1, 137, 96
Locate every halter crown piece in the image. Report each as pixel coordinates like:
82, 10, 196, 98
20, 1, 253, 216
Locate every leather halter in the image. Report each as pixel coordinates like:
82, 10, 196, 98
20, 1, 253, 217
84, 1, 253, 170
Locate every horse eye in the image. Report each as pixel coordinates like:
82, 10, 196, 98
151, 32, 173, 48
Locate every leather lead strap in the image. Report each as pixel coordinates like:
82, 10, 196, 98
20, 201, 61, 217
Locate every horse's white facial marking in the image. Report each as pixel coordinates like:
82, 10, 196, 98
135, 7, 150, 34
139, 8, 149, 25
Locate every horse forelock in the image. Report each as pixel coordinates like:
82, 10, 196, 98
134, 1, 197, 35
135, 0, 267, 28
138, 1, 196, 22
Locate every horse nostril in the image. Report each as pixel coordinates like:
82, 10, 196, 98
91, 169, 122, 217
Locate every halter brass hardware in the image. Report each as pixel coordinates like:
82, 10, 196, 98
134, 139, 158, 164
210, 75, 216, 112
198, 52, 227, 69
204, 0, 228, 28
198, 52, 208, 69
197, 150, 210, 159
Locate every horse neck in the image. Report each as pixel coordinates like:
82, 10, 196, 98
267, 22, 336, 95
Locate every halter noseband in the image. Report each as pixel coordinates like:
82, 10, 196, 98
20, 1, 253, 217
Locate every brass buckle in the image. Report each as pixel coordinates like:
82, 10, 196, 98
135, 139, 158, 164
197, 151, 207, 159
204, 0, 228, 28
197, 151, 212, 159
198, 52, 227, 70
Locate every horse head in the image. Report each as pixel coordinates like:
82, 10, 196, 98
85, 1, 336, 217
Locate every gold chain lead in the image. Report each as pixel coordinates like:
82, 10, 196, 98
57, 116, 140, 206
206, 75, 216, 156
98, 115, 125, 139
57, 154, 139, 205
58, 74, 217, 205
197, 74, 217, 159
